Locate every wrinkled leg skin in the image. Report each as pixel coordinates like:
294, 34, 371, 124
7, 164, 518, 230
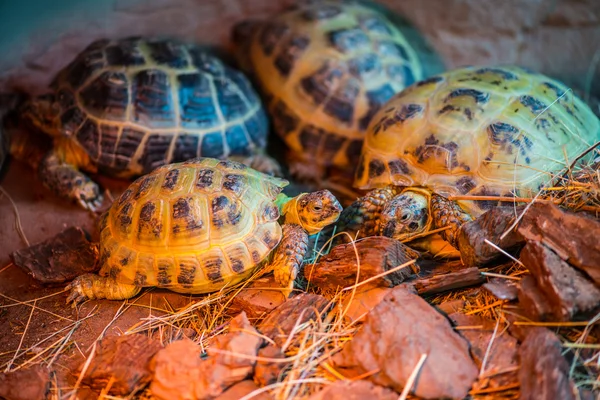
66, 274, 141, 305
267, 224, 309, 297
430, 194, 473, 247
39, 151, 103, 211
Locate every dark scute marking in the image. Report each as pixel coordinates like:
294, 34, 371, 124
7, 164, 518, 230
132, 69, 175, 128
475, 67, 518, 80
172, 197, 191, 219
162, 169, 180, 190
464, 108, 473, 120
225, 125, 251, 155
139, 201, 156, 222
425, 134, 439, 145
172, 134, 200, 162
360, 16, 392, 35
80, 71, 129, 120
75, 119, 100, 159
543, 81, 565, 98
244, 109, 269, 148
345, 139, 363, 165
140, 134, 173, 173
447, 88, 490, 104
388, 159, 410, 175
177, 262, 197, 285
118, 189, 133, 205
302, 4, 341, 20
417, 76, 444, 86
172, 224, 181, 234
157, 262, 172, 285
212, 195, 229, 212
259, 22, 290, 56
368, 159, 386, 178
372, 104, 422, 135
218, 159, 247, 170
214, 77, 248, 120
263, 203, 280, 221
349, 53, 382, 79
324, 80, 359, 123
227, 203, 242, 226
120, 257, 130, 266
488, 122, 519, 145
64, 48, 104, 88
60, 106, 86, 137
329, 28, 370, 53
97, 124, 120, 167
147, 40, 188, 68
456, 176, 477, 194
272, 100, 300, 137
205, 258, 223, 283
108, 266, 121, 279
223, 174, 246, 195
134, 272, 147, 286
177, 73, 220, 130
119, 203, 133, 227
471, 186, 502, 211
387, 64, 415, 87
196, 168, 214, 189
105, 41, 146, 66
200, 132, 224, 158
188, 48, 224, 76
230, 258, 246, 274
438, 104, 457, 115
134, 176, 156, 199
115, 127, 145, 170
261, 230, 277, 248
300, 64, 343, 105
251, 250, 261, 264
520, 95, 547, 115
321, 133, 346, 160
274, 35, 310, 77
299, 125, 322, 152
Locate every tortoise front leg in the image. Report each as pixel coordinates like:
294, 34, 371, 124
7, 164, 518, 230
430, 194, 473, 248
39, 150, 104, 211
66, 273, 141, 305
266, 223, 309, 295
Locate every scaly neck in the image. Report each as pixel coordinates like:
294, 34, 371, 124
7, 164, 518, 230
275, 192, 317, 234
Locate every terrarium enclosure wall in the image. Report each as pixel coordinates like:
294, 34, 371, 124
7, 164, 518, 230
0, 0, 598, 99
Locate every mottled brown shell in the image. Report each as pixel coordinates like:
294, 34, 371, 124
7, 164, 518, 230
239, 1, 423, 170
52, 37, 268, 177
356, 65, 600, 216
98, 158, 288, 292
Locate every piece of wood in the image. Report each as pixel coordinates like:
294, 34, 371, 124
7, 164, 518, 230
305, 236, 419, 292
518, 328, 576, 400
412, 267, 485, 296
11, 226, 98, 284
228, 277, 287, 320
80, 333, 163, 396
518, 202, 600, 285
457, 206, 526, 268
517, 276, 553, 322
520, 240, 600, 321
483, 278, 519, 301
0, 365, 51, 400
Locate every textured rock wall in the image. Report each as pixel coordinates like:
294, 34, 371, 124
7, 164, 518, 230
0, 0, 598, 100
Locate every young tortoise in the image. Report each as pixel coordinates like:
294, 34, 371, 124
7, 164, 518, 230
337, 65, 600, 255
232, 0, 424, 183
11, 37, 279, 211
66, 157, 342, 304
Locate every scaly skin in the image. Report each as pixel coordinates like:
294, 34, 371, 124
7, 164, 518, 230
66, 274, 141, 303
430, 193, 472, 248
267, 223, 309, 294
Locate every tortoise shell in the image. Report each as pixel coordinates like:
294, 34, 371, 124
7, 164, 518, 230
355, 65, 600, 216
97, 157, 288, 293
51, 37, 268, 177
238, 1, 423, 170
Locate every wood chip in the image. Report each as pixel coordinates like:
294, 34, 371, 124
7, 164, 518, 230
413, 267, 485, 296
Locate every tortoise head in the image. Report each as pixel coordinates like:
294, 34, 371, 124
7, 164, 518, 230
21, 94, 62, 137
380, 189, 430, 241
288, 190, 343, 235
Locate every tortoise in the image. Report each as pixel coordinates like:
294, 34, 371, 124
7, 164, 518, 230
12, 37, 279, 211
232, 0, 425, 184
66, 157, 342, 303
336, 65, 600, 255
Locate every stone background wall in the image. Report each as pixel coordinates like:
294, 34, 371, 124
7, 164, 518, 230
0, 0, 598, 103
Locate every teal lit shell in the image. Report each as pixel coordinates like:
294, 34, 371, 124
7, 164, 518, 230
98, 158, 288, 293
48, 37, 268, 177
236, 1, 424, 171
356, 65, 600, 216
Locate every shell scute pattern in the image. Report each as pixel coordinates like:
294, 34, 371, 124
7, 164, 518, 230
52, 37, 267, 177
101, 158, 288, 288
357, 65, 600, 216
243, 2, 423, 169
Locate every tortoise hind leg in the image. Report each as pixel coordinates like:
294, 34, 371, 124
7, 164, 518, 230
66, 274, 141, 305
40, 150, 104, 211
265, 223, 309, 297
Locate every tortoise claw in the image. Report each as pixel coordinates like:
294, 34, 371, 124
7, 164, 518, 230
65, 276, 92, 306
